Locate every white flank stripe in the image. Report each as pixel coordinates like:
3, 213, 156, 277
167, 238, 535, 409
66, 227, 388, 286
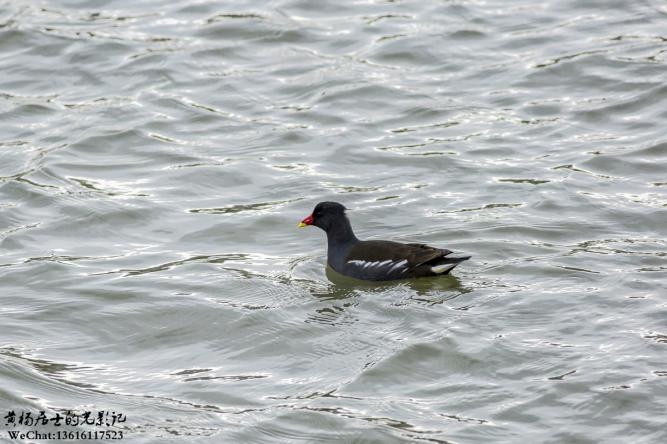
388, 260, 407, 273
348, 259, 404, 273
348, 260, 380, 269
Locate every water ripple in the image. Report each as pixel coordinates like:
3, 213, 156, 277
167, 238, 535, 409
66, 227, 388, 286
2, 0, 667, 442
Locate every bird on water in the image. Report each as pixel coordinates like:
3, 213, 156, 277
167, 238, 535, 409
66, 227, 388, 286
298, 202, 470, 281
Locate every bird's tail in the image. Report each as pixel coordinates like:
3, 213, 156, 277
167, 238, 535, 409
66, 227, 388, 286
430, 255, 471, 274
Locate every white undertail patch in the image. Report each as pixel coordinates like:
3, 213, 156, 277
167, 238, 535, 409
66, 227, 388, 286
431, 264, 456, 274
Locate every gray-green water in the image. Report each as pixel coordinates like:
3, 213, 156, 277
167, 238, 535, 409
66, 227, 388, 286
1, 0, 666, 443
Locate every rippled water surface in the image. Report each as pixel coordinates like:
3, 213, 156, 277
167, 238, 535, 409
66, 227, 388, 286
2, 0, 667, 442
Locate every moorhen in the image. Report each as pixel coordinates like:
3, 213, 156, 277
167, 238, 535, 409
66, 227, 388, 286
298, 201, 470, 281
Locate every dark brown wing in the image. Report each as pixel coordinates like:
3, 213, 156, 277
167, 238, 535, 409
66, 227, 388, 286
346, 240, 449, 268
341, 240, 466, 281
405, 243, 453, 263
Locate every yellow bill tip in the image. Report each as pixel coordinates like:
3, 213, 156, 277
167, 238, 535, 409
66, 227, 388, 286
298, 222, 307, 228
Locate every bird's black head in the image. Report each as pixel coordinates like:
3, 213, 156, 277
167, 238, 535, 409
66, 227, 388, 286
299, 201, 348, 232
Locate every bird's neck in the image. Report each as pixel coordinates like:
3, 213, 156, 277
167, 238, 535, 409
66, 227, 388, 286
326, 216, 359, 264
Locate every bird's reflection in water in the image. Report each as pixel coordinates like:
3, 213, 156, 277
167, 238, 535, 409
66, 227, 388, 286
318, 265, 472, 304
305, 266, 473, 325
